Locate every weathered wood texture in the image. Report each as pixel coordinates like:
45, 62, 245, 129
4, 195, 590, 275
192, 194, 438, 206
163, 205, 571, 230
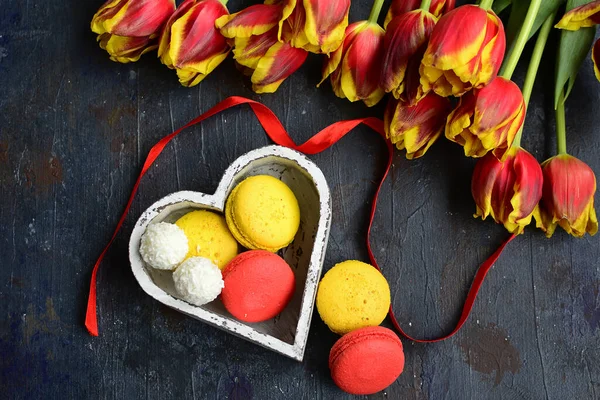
1, 1, 600, 399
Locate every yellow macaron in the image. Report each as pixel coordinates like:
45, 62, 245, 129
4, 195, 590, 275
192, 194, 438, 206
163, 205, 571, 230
175, 210, 239, 269
316, 260, 391, 335
225, 175, 300, 252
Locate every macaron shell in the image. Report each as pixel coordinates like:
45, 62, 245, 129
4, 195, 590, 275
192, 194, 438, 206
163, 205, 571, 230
221, 250, 296, 322
316, 260, 391, 335
175, 210, 239, 269
225, 175, 300, 252
225, 184, 263, 251
329, 327, 405, 395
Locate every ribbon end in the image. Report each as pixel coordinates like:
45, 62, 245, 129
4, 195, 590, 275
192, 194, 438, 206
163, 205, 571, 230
86, 323, 99, 337
85, 313, 99, 337
85, 282, 99, 336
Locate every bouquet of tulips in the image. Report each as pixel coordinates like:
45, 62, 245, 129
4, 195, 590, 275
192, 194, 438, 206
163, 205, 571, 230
90, 0, 352, 90
90, 0, 599, 240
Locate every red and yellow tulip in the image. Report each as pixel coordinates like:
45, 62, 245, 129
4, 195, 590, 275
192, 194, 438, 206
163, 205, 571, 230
384, 0, 455, 28
446, 77, 525, 160
472, 147, 543, 234
384, 93, 451, 159
381, 9, 437, 105
91, 0, 176, 63
230, 27, 308, 93
554, 0, 600, 30
420, 5, 506, 97
217, 4, 308, 93
158, 0, 230, 87
319, 21, 385, 107
218, 0, 350, 55
534, 155, 598, 238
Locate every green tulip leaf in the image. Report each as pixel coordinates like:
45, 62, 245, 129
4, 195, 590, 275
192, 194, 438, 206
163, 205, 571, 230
505, 0, 565, 47
493, 0, 512, 14
554, 0, 598, 107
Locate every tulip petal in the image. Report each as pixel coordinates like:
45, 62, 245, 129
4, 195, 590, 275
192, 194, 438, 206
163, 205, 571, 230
92, 0, 176, 37
384, 0, 455, 28
157, 0, 230, 87
593, 39, 600, 82
251, 41, 308, 93
422, 5, 488, 70
98, 33, 156, 63
168, 1, 229, 69
91, 0, 175, 63
318, 22, 364, 86
385, 93, 451, 159
158, 0, 196, 65
555, 0, 600, 31
535, 154, 598, 237
279, 2, 317, 51
175, 50, 229, 87
276, 0, 298, 40
233, 29, 279, 69
303, 0, 351, 54
216, 4, 282, 38
91, 0, 128, 34
381, 10, 437, 104
506, 149, 543, 233
475, 12, 506, 87
340, 23, 385, 106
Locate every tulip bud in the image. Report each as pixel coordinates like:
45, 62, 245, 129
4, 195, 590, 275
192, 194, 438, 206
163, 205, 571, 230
446, 77, 525, 160
472, 147, 543, 234
216, 4, 308, 93
384, 0, 455, 28
158, 0, 230, 87
384, 93, 451, 159
554, 0, 600, 31
381, 10, 437, 105
420, 5, 506, 97
229, 27, 308, 93
319, 21, 385, 107
593, 39, 600, 82
91, 0, 176, 63
534, 155, 598, 238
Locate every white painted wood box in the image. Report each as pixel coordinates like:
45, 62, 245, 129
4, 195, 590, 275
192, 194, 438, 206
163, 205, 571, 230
129, 145, 332, 361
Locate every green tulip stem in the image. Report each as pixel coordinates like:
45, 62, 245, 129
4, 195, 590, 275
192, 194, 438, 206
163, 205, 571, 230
499, 0, 542, 80
219, 0, 229, 5
368, 0, 386, 24
556, 90, 568, 155
420, 0, 432, 10
511, 13, 555, 148
479, 0, 495, 10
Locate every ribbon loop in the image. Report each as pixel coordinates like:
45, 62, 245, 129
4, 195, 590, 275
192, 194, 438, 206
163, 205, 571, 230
85, 96, 514, 344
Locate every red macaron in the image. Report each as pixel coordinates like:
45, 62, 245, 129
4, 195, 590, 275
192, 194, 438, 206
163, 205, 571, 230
329, 326, 405, 395
221, 250, 295, 322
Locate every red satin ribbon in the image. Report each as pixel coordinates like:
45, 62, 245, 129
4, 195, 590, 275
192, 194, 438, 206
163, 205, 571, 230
85, 95, 516, 343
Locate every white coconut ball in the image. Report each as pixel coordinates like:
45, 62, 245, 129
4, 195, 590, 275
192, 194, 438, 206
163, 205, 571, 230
173, 257, 224, 306
140, 222, 188, 270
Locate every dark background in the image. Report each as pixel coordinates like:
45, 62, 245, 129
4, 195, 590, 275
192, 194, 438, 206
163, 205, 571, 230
1, 0, 600, 399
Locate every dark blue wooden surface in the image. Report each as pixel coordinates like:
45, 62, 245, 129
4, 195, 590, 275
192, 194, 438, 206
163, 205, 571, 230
1, 1, 600, 399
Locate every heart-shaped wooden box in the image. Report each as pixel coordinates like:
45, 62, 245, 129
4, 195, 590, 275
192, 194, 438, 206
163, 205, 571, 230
128, 145, 331, 361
